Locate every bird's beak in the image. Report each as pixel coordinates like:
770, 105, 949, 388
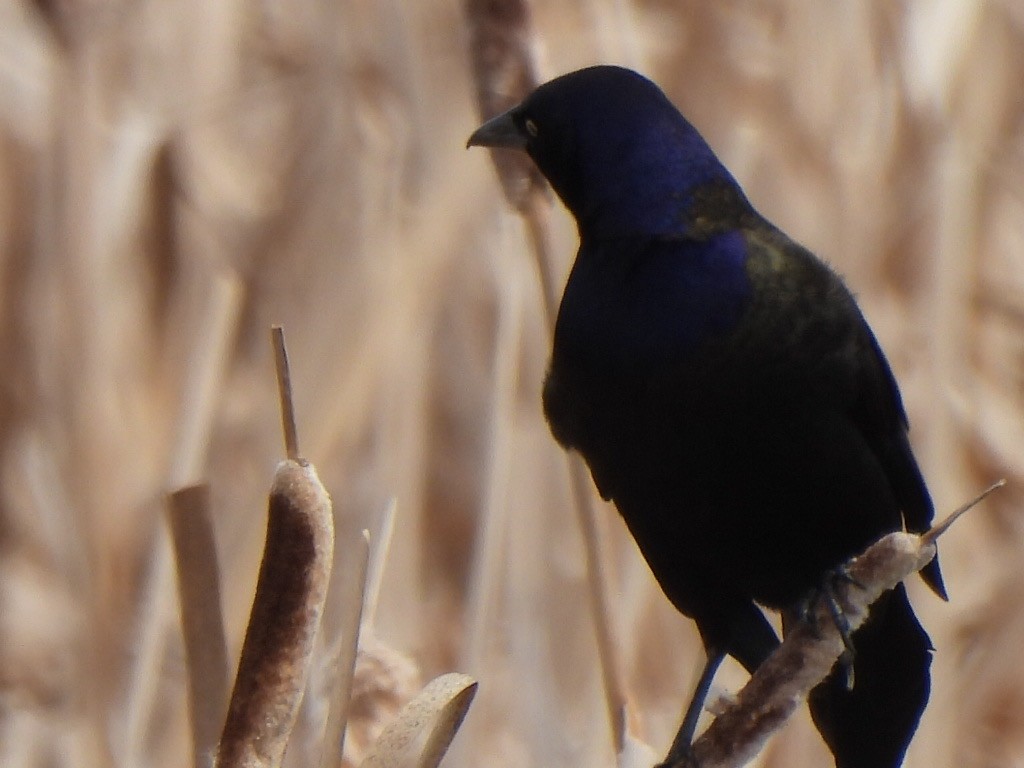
466, 107, 528, 150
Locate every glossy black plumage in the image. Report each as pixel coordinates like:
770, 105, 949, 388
469, 65, 944, 767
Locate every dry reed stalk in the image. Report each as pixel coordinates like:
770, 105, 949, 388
319, 530, 371, 768
465, 0, 630, 754
124, 271, 244, 766
463, 0, 545, 212
170, 273, 246, 487
361, 499, 398, 635
926, 137, 980, 500
216, 331, 334, 768
462, 246, 524, 674
337, 502, 442, 766
272, 326, 300, 462
167, 483, 230, 768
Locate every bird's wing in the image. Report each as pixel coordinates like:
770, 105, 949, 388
743, 224, 946, 597
851, 318, 947, 598
740, 226, 932, 516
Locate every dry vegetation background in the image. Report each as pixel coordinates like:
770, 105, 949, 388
1, 1, 1023, 767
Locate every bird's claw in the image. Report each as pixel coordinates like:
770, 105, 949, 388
799, 566, 864, 690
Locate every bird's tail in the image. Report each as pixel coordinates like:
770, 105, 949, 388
808, 583, 932, 768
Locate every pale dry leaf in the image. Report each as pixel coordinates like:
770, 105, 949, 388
358, 672, 478, 768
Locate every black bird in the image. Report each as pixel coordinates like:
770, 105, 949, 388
468, 65, 945, 767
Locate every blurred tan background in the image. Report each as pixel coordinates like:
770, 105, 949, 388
0, 1, 1022, 766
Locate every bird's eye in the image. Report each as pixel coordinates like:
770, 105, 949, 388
524, 118, 539, 138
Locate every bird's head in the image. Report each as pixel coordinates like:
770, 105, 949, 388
468, 65, 737, 238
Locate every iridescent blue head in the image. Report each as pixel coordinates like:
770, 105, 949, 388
467, 65, 740, 239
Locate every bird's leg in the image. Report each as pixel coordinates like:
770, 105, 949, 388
658, 647, 726, 768
797, 566, 865, 690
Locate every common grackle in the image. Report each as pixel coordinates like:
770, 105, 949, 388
468, 65, 945, 768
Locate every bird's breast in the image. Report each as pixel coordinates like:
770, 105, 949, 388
552, 233, 753, 372
543, 233, 757, 492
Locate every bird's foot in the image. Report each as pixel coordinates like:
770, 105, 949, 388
797, 566, 865, 690
654, 746, 698, 768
